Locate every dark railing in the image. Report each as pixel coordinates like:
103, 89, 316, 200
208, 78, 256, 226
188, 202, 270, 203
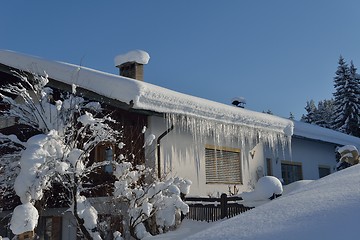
185, 193, 254, 222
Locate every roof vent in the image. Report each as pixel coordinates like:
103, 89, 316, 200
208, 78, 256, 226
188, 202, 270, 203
114, 50, 150, 81
231, 97, 246, 108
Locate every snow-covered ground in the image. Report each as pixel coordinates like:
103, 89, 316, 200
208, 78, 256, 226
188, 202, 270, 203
147, 165, 360, 239
144, 220, 218, 240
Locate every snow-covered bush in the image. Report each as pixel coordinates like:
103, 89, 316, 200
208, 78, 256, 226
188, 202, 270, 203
0, 72, 118, 238
240, 176, 282, 206
0, 72, 191, 239
336, 145, 360, 171
113, 160, 191, 239
10, 202, 38, 235
0, 137, 22, 210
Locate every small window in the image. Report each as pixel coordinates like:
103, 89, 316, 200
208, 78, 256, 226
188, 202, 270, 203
95, 142, 115, 173
38, 216, 62, 240
205, 145, 242, 184
318, 165, 331, 178
281, 161, 303, 185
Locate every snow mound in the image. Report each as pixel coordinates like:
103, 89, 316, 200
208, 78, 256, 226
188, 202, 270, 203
114, 50, 150, 66
240, 176, 283, 202
282, 180, 313, 195
10, 203, 39, 235
186, 165, 360, 240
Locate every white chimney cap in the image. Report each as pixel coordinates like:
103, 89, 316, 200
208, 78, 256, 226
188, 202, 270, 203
114, 50, 150, 66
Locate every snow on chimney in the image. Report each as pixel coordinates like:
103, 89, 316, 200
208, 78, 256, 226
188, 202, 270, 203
114, 50, 150, 81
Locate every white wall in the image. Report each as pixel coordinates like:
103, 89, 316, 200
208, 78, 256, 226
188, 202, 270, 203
264, 137, 337, 182
147, 116, 340, 196
147, 116, 266, 197
292, 137, 336, 179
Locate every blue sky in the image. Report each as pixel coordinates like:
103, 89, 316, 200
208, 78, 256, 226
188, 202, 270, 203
2, 1, 360, 119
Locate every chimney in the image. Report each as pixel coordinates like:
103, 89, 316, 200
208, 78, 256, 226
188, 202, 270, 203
114, 50, 150, 81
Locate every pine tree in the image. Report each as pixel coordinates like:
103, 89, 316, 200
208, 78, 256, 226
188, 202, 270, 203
301, 100, 317, 124
332, 57, 360, 137
314, 99, 334, 129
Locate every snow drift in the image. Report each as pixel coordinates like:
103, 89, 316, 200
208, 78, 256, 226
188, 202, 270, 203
186, 164, 360, 240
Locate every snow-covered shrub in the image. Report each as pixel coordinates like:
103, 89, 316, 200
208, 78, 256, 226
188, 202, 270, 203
10, 202, 38, 235
336, 145, 360, 171
113, 231, 124, 240
0, 137, 22, 210
113, 161, 191, 239
1, 72, 192, 239
240, 176, 282, 206
14, 130, 66, 204
1, 72, 119, 238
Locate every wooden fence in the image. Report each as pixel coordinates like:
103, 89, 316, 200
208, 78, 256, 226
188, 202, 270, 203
185, 194, 254, 222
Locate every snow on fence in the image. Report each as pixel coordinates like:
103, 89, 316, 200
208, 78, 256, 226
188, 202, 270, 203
185, 194, 254, 222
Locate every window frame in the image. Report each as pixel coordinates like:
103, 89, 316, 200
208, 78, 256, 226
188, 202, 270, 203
94, 142, 115, 173
205, 144, 242, 184
281, 161, 303, 185
37, 216, 62, 240
266, 158, 273, 176
318, 165, 331, 178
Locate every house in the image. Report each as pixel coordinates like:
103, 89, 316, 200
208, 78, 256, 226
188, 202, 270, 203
1, 50, 360, 238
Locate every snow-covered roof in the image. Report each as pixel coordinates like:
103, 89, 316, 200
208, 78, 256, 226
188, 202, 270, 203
114, 50, 150, 66
1, 50, 360, 147
0, 50, 293, 136
293, 120, 360, 147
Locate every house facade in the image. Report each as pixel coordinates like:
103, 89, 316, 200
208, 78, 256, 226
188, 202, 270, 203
148, 114, 360, 196
1, 50, 360, 238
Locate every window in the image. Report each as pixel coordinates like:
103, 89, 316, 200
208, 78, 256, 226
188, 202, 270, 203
205, 145, 242, 184
281, 161, 303, 185
266, 158, 273, 176
95, 142, 115, 173
318, 165, 331, 178
38, 216, 62, 240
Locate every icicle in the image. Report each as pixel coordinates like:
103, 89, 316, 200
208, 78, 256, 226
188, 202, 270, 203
165, 113, 292, 163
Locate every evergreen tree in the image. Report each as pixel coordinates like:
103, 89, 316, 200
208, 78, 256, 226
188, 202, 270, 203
301, 100, 317, 124
314, 99, 335, 129
332, 57, 360, 137
301, 99, 334, 129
